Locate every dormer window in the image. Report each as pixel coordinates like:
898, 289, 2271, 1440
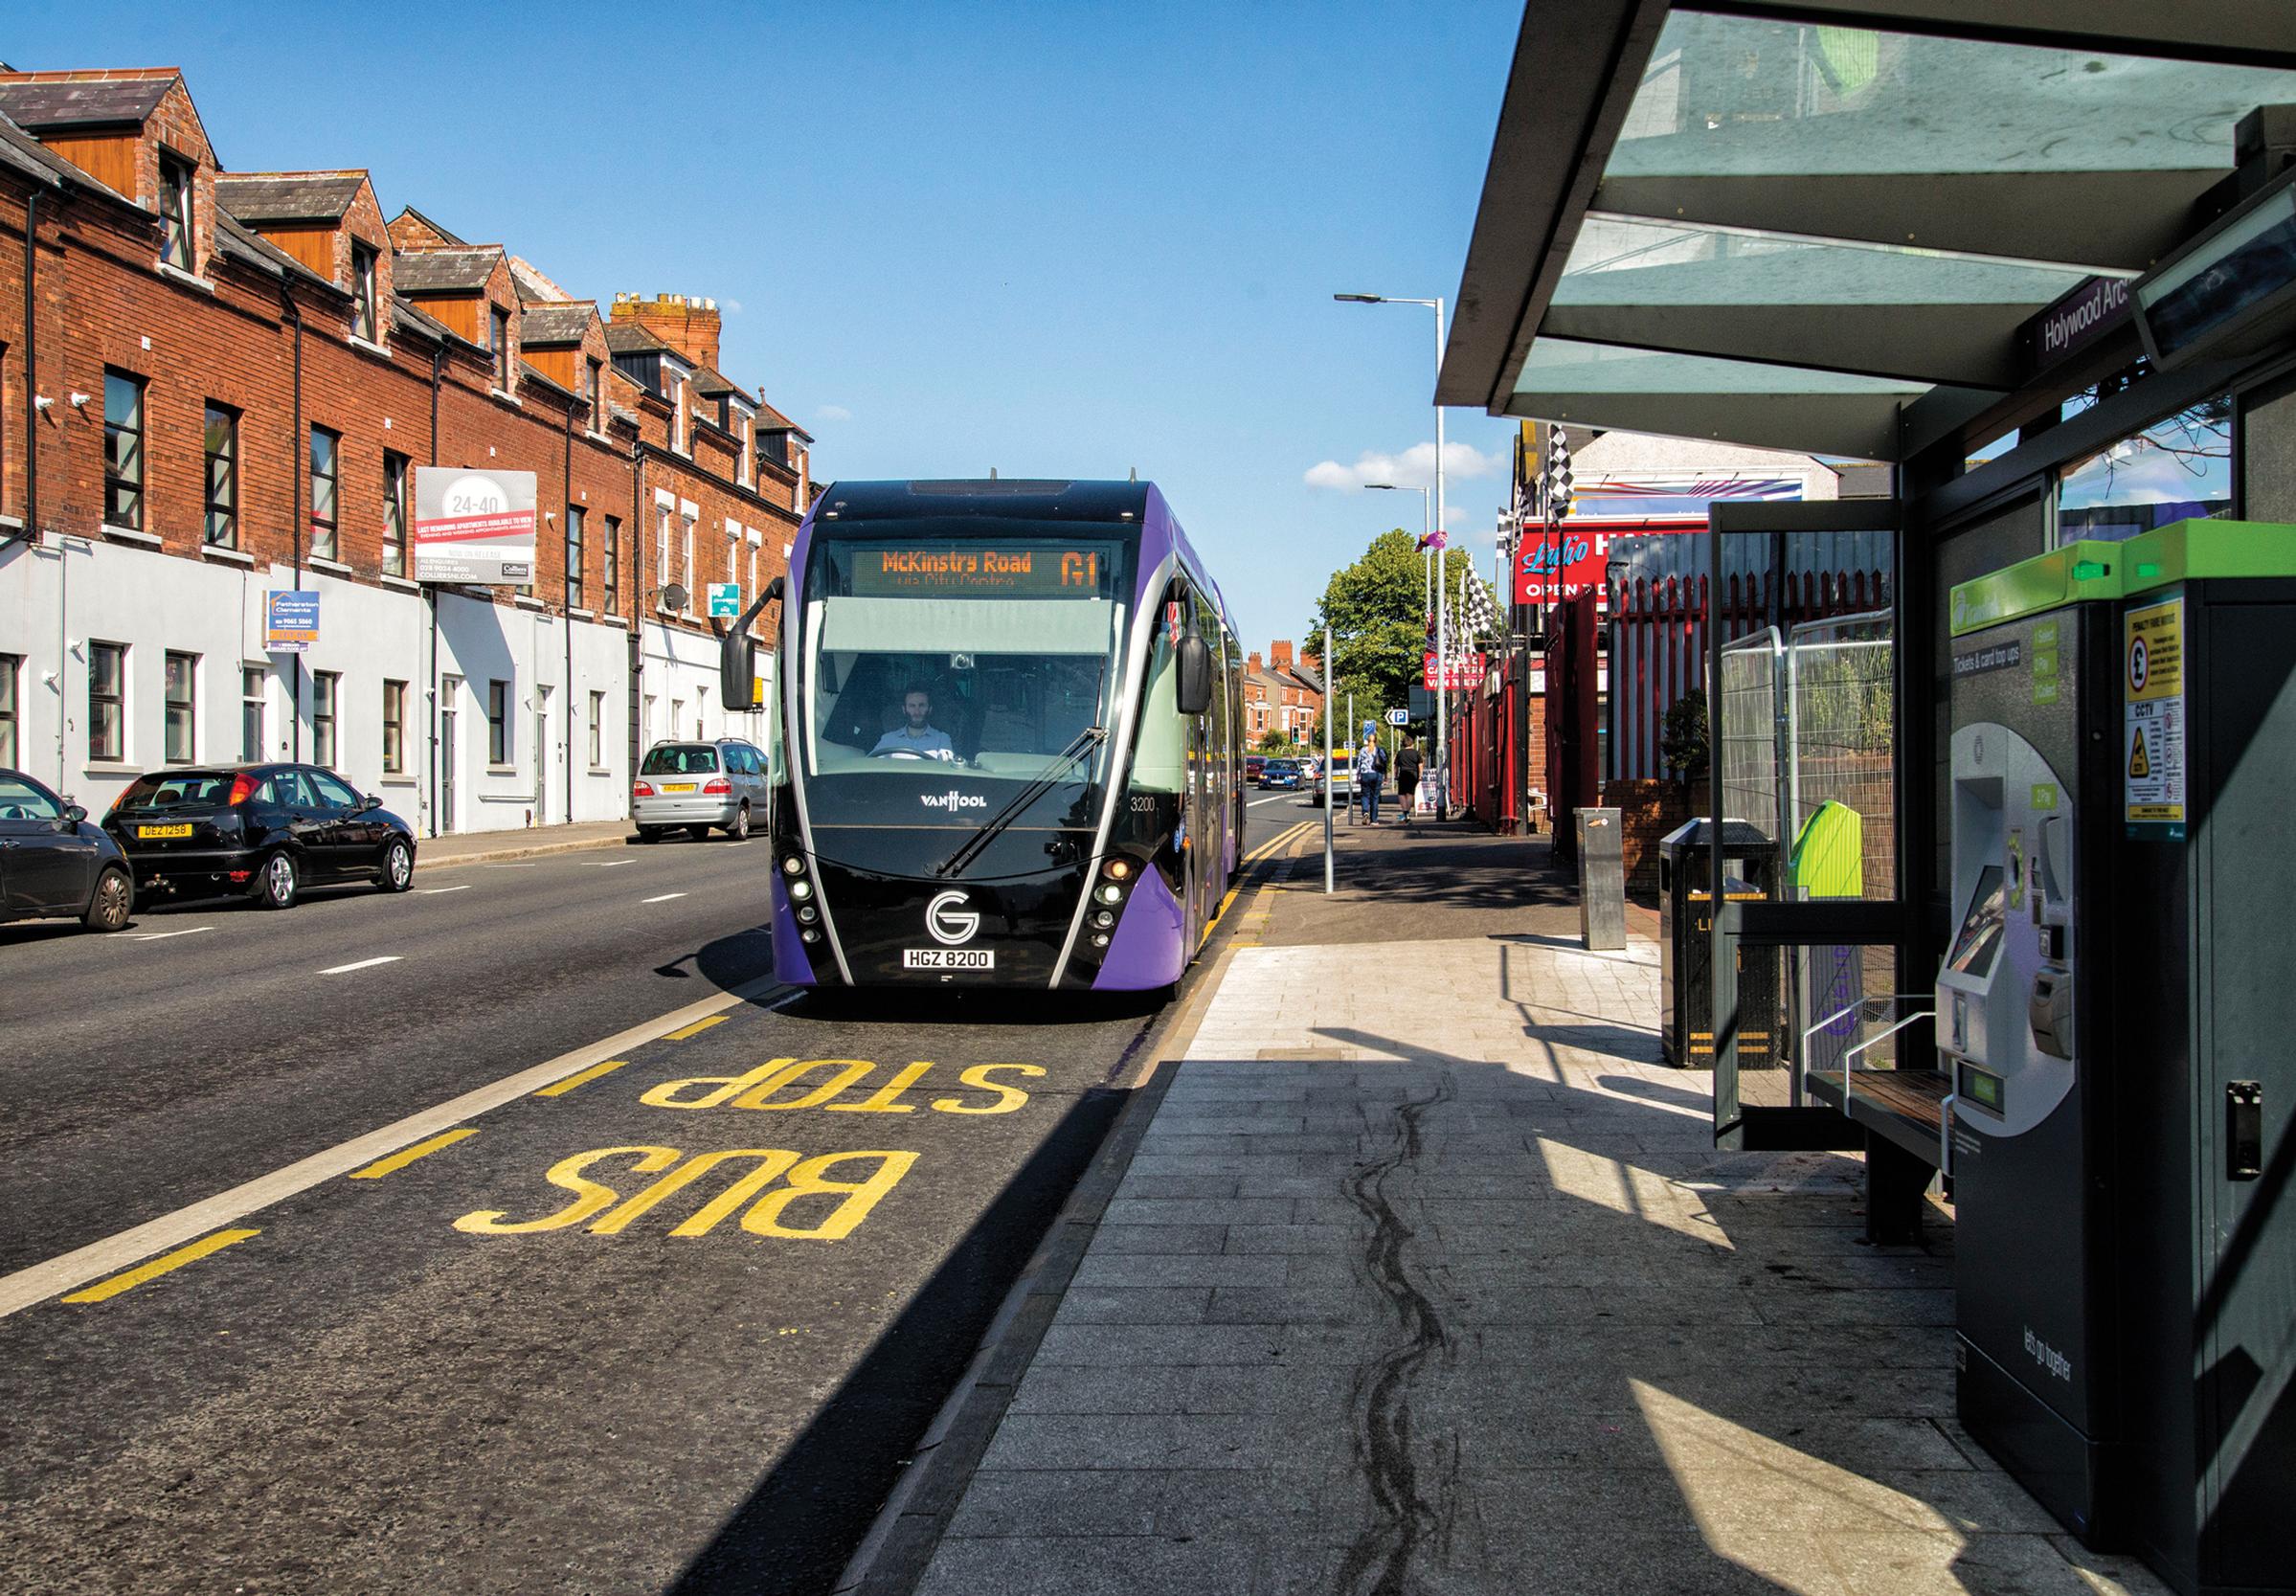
158, 152, 193, 271
489, 304, 510, 390
349, 241, 378, 343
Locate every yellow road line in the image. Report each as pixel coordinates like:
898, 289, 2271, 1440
533, 1059, 630, 1097
62, 1229, 259, 1304
1243, 820, 1312, 865
664, 1015, 730, 1041
348, 1127, 478, 1180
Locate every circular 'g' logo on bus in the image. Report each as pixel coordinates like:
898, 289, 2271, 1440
926, 890, 980, 946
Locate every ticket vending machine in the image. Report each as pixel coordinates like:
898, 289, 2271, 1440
1943, 522, 2296, 1594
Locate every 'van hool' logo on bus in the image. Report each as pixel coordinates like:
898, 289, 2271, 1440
926, 890, 981, 946
2024, 1326, 2072, 1382
919, 789, 988, 812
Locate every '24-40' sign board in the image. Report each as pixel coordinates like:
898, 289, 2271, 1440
414, 467, 538, 585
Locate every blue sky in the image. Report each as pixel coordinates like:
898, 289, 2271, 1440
12, 1, 1526, 649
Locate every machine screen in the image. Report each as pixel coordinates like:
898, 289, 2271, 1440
1947, 865, 2009, 978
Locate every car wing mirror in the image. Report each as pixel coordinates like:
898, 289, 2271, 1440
61, 802, 87, 827
357, 795, 382, 814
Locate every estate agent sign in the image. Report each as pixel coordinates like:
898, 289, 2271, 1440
413, 467, 538, 585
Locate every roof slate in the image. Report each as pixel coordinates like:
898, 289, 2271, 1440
0, 75, 172, 130
520, 301, 597, 347
603, 321, 671, 355
394, 247, 501, 294
214, 171, 363, 224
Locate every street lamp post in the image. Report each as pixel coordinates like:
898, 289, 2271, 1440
1337, 291, 1447, 814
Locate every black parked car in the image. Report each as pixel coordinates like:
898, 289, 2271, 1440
104, 763, 417, 910
0, 768, 134, 933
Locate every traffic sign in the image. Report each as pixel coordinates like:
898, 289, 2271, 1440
1385, 708, 1408, 726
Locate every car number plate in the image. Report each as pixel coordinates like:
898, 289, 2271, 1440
139, 823, 193, 839
662, 782, 697, 794
902, 948, 995, 971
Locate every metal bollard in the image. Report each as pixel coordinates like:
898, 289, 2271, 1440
1577, 806, 1626, 951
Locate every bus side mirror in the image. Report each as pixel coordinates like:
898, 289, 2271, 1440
1177, 636, 1214, 716
719, 575, 783, 711
721, 635, 756, 710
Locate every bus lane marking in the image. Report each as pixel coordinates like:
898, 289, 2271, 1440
349, 1128, 478, 1180
642, 892, 689, 904
453, 1147, 918, 1241
664, 1015, 729, 1041
123, 926, 214, 941
0, 975, 786, 1319
418, 885, 472, 895
62, 1229, 261, 1305
640, 1059, 1042, 1115
533, 1059, 630, 1097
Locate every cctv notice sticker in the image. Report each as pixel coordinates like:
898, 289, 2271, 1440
2124, 595, 2185, 839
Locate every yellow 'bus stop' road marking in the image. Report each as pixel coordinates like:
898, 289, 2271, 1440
0, 976, 788, 1320
61, 1229, 261, 1305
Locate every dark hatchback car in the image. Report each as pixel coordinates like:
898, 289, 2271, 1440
1258, 758, 1303, 791
104, 763, 417, 910
0, 767, 135, 933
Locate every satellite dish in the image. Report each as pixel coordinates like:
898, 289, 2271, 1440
663, 582, 689, 612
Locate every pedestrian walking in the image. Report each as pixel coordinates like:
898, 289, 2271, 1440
1355, 736, 1389, 824
1395, 742, 1422, 816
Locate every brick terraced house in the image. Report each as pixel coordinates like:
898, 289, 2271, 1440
1241, 641, 1323, 747
0, 67, 814, 836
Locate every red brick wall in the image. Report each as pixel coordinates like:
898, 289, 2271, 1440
1602, 776, 1691, 892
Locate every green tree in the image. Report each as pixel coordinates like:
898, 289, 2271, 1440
1306, 528, 1497, 732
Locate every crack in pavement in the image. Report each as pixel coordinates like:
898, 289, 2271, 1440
1337, 1075, 1458, 1596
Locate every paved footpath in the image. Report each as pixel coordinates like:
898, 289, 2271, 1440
864, 818, 2174, 1596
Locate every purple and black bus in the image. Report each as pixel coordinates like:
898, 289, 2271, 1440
722, 480, 1245, 992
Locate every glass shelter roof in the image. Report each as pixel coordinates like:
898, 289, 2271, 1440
1441, 3, 2296, 460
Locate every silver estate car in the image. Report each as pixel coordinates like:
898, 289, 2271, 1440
632, 739, 770, 842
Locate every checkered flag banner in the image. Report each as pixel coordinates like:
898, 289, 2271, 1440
1545, 425, 1574, 522
1455, 564, 1501, 641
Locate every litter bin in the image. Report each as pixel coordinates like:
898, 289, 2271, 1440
1657, 819, 1782, 1068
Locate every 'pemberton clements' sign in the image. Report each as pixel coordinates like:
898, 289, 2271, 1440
413, 467, 538, 585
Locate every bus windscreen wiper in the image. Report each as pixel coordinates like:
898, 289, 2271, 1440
933, 726, 1109, 879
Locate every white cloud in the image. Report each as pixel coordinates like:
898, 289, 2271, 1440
1302, 440, 1502, 492
818, 404, 854, 423
721, 298, 744, 315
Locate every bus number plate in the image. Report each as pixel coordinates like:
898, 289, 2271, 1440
903, 949, 995, 971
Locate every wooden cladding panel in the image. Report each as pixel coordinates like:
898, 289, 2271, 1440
526, 347, 578, 390
411, 293, 483, 344
46, 132, 137, 197
257, 224, 337, 282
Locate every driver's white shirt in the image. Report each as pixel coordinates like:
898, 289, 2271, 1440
871, 724, 956, 758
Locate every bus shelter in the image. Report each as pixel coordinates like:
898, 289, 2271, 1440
1439, 5, 2296, 1586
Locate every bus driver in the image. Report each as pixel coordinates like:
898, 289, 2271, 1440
871, 686, 957, 760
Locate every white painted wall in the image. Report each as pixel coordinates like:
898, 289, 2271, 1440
0, 532, 642, 836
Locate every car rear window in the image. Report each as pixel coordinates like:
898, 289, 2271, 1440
642, 745, 720, 776
121, 771, 232, 808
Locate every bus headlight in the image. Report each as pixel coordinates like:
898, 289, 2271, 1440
797, 906, 819, 925
800, 927, 822, 944
1096, 883, 1123, 906
1102, 858, 1135, 881
781, 855, 805, 876
1092, 910, 1116, 929
789, 878, 814, 902
1090, 933, 1111, 948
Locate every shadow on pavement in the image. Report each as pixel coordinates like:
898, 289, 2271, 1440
663, 1081, 1130, 1596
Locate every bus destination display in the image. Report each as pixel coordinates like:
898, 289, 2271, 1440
847, 544, 1109, 597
